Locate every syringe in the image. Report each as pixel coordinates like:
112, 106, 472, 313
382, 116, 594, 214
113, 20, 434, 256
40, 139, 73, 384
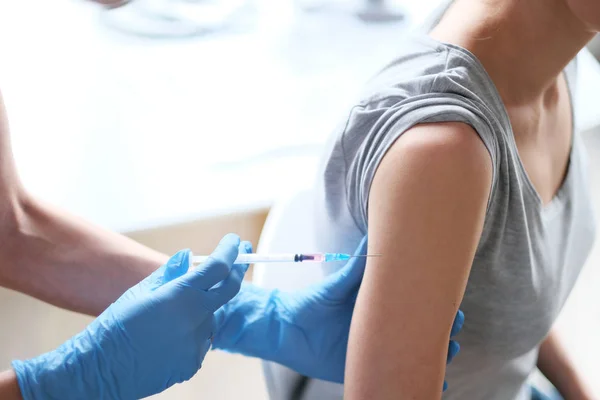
191, 252, 378, 265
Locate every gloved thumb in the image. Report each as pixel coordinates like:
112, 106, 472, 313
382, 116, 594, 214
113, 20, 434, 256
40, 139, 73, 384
163, 249, 192, 284
143, 249, 191, 292
321, 236, 368, 299
180, 234, 240, 291
208, 241, 252, 304
136, 249, 188, 293
210, 243, 251, 350
450, 310, 465, 337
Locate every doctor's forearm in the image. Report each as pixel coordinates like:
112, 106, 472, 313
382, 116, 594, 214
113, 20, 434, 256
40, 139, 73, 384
0, 89, 166, 316
0, 194, 167, 316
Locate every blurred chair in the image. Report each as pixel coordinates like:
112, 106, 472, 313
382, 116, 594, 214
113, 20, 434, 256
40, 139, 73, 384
253, 188, 324, 290
589, 34, 600, 61
253, 188, 327, 399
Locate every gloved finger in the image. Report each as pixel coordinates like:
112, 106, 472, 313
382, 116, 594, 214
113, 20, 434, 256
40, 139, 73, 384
138, 251, 187, 292
184, 234, 240, 290
213, 307, 226, 332
447, 340, 460, 363
145, 250, 189, 291
142, 265, 167, 291
241, 241, 253, 254
209, 263, 247, 301
208, 241, 251, 290
209, 313, 217, 341
197, 338, 212, 370
320, 236, 368, 299
451, 310, 465, 337
196, 315, 217, 366
211, 241, 252, 292
163, 249, 192, 284
443, 381, 448, 392
211, 307, 226, 348
209, 243, 251, 302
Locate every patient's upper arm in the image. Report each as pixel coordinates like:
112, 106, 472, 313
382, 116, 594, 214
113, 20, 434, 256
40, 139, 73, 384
344, 122, 492, 400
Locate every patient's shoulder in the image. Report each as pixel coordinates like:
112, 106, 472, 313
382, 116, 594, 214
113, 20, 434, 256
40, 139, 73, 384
368, 121, 494, 225
382, 121, 493, 180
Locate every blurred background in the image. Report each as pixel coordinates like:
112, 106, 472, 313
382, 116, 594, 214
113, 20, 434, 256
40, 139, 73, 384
0, 0, 598, 398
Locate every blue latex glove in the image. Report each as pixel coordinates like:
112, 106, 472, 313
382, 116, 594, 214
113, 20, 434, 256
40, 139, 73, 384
12, 234, 250, 400
213, 236, 464, 388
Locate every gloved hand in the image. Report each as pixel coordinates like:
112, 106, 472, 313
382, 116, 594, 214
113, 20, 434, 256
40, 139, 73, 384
212, 236, 464, 388
12, 233, 251, 400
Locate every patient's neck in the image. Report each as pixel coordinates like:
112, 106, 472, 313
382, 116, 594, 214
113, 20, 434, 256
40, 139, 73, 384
430, 0, 595, 105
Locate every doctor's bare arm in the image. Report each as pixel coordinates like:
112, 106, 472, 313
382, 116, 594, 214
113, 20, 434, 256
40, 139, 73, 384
0, 90, 167, 316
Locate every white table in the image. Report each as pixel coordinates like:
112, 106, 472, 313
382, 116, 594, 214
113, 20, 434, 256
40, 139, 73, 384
1, 0, 599, 232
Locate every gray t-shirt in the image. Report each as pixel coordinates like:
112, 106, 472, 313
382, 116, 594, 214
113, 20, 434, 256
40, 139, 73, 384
307, 35, 597, 400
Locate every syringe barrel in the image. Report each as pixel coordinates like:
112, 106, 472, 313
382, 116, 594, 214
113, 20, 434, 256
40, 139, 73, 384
192, 253, 300, 265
